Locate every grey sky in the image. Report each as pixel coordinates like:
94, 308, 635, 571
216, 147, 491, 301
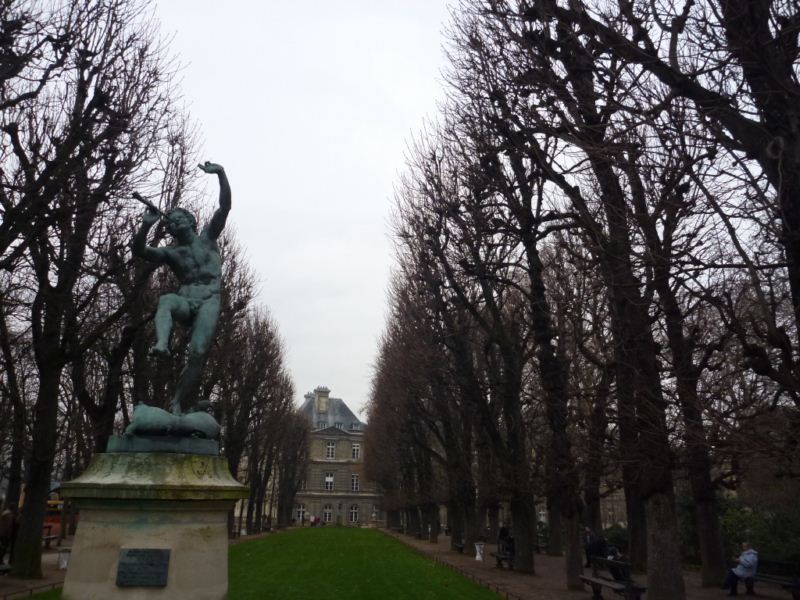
153, 1, 451, 417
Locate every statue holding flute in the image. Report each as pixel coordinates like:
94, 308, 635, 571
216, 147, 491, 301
131, 161, 230, 419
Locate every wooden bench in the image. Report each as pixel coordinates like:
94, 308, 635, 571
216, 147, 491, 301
490, 551, 514, 569
748, 558, 800, 599
579, 556, 646, 600
0, 564, 11, 576
453, 542, 464, 553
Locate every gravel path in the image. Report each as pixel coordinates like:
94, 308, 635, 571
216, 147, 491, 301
385, 530, 785, 600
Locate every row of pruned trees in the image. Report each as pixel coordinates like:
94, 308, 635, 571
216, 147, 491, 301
365, 1, 800, 599
0, 0, 307, 579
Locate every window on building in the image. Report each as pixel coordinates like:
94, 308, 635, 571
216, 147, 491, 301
299, 477, 306, 491
296, 504, 306, 522
323, 504, 333, 523
349, 422, 360, 431
351, 474, 360, 492
326, 441, 336, 459
349, 504, 359, 523
324, 472, 334, 491
335, 422, 343, 430
317, 421, 326, 429
351, 443, 361, 460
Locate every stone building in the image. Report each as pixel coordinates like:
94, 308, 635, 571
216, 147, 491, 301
293, 386, 383, 526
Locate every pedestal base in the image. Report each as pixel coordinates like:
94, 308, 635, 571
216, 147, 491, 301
60, 450, 247, 600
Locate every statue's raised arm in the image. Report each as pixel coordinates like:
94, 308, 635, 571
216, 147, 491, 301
198, 161, 230, 239
131, 197, 170, 264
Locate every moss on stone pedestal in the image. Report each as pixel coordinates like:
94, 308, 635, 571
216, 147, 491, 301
61, 452, 248, 503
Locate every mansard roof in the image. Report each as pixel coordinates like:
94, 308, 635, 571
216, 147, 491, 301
299, 390, 363, 430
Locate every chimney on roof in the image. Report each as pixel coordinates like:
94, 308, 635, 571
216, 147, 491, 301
314, 386, 330, 413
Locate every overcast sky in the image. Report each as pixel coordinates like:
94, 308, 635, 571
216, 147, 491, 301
153, 1, 452, 418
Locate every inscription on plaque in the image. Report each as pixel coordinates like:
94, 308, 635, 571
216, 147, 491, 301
116, 548, 170, 587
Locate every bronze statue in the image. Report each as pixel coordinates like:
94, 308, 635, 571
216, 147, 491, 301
132, 161, 230, 417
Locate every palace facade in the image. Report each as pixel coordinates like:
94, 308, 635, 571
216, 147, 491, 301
293, 386, 383, 526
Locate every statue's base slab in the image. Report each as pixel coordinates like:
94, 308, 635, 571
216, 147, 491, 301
107, 435, 219, 455
60, 452, 247, 600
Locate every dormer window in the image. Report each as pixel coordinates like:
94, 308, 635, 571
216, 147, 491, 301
335, 422, 343, 430
317, 421, 326, 429
349, 422, 360, 431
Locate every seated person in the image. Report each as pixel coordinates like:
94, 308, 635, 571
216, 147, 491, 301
504, 535, 515, 557
606, 546, 628, 582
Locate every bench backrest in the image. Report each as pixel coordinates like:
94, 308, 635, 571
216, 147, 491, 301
591, 556, 632, 582
758, 559, 800, 578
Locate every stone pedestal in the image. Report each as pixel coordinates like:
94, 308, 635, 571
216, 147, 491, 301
60, 448, 247, 600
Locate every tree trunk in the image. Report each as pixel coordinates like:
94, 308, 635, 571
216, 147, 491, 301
584, 368, 611, 533
646, 492, 686, 600
0, 302, 25, 510
13, 366, 61, 578
564, 514, 585, 590
624, 483, 648, 568
4, 411, 24, 510
246, 482, 257, 534
511, 493, 535, 573
448, 501, 464, 550
546, 502, 562, 556
626, 160, 727, 586
589, 155, 683, 589
387, 510, 401, 529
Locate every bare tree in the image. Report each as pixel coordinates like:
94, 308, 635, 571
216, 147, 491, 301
1, 0, 185, 577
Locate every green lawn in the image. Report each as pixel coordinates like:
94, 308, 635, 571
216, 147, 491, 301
33, 527, 498, 599
29, 591, 60, 600
229, 527, 499, 599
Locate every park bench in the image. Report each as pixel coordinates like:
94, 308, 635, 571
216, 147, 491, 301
490, 551, 513, 569
453, 541, 464, 553
746, 558, 800, 599
0, 564, 11, 576
492, 537, 515, 569
579, 556, 646, 600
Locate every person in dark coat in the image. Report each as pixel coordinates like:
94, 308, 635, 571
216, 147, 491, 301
584, 527, 608, 567
497, 525, 510, 554
0, 505, 17, 565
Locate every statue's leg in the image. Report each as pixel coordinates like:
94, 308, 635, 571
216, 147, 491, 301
152, 294, 190, 357
170, 298, 220, 415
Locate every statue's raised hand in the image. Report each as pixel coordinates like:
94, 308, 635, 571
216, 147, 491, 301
142, 207, 160, 226
198, 161, 224, 175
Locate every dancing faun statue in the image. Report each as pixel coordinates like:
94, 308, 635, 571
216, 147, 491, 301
127, 162, 230, 438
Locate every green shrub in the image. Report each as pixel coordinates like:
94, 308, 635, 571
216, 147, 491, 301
602, 523, 629, 553
720, 498, 800, 562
